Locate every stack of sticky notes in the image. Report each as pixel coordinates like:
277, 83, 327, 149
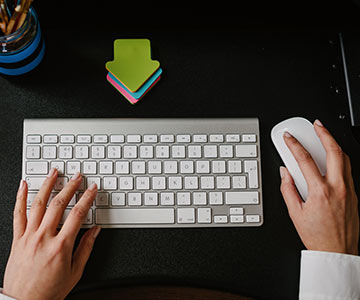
105, 39, 162, 104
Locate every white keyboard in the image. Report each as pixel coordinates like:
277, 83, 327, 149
22, 118, 263, 228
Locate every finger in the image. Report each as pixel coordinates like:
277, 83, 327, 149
39, 172, 83, 234
58, 183, 97, 244
313, 119, 345, 183
280, 166, 303, 219
283, 131, 324, 191
27, 168, 58, 232
71, 226, 101, 280
13, 179, 28, 240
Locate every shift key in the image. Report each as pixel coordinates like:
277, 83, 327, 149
225, 192, 259, 205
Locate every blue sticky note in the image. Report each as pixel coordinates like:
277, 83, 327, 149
108, 68, 162, 99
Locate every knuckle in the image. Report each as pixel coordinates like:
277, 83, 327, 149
13, 207, 25, 218
32, 197, 47, 207
71, 205, 87, 219
51, 196, 68, 208
336, 182, 348, 199
296, 149, 313, 163
313, 182, 330, 199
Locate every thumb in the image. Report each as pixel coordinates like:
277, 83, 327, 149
280, 166, 303, 220
72, 226, 101, 280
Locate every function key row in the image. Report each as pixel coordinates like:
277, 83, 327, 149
26, 134, 257, 144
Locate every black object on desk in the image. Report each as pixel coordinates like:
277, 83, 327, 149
1, 1, 360, 300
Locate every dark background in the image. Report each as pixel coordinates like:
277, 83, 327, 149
1, 1, 360, 299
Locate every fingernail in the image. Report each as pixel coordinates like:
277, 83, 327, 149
280, 166, 286, 178
47, 168, 57, 178
19, 179, 25, 190
314, 119, 323, 127
88, 183, 97, 191
71, 172, 81, 181
283, 131, 292, 138
93, 226, 101, 239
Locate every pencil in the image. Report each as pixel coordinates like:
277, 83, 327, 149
14, 0, 32, 31
5, 4, 20, 34
0, 0, 9, 24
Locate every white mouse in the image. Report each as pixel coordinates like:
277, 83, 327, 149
271, 117, 327, 201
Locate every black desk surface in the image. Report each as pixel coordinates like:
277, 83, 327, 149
1, 1, 360, 299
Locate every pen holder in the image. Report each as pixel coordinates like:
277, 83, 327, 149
0, 7, 45, 76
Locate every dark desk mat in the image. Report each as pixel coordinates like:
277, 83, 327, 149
1, 21, 359, 300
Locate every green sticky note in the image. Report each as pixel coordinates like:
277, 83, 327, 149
105, 39, 160, 92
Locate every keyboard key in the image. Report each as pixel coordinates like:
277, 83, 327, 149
216, 176, 231, 189
43, 135, 58, 144
200, 176, 215, 189
136, 176, 150, 190
60, 135, 75, 144
214, 215, 228, 223
204, 145, 217, 158
209, 134, 223, 142
156, 145, 169, 158
184, 176, 198, 190
96, 208, 175, 224
111, 193, 125, 206
193, 134, 207, 143
67, 161, 81, 174
188, 145, 202, 158
127, 135, 141, 143
196, 161, 210, 174
27, 135, 41, 144
244, 160, 259, 189
219, 145, 233, 158
103, 176, 117, 190
198, 208, 211, 223
26, 161, 48, 175
95, 193, 109, 206
148, 161, 162, 174
193, 192, 207, 205
176, 135, 191, 143
132, 161, 146, 174
77, 135, 91, 143
110, 135, 125, 143
230, 215, 244, 223
242, 134, 257, 143
176, 192, 191, 205
115, 161, 129, 174
180, 161, 194, 174
230, 207, 244, 215
139, 146, 153, 158
50, 161, 65, 175
225, 192, 259, 205
94, 135, 108, 143
26, 146, 40, 159
177, 208, 195, 223
226, 134, 240, 142
232, 176, 246, 189
212, 161, 226, 174
144, 135, 158, 143
55, 176, 69, 190
87, 177, 101, 190
26, 176, 46, 190
164, 161, 177, 174
209, 192, 223, 205
228, 160, 242, 173
171, 145, 185, 158
160, 134, 174, 143
119, 177, 133, 190
91, 146, 105, 159
107, 146, 121, 159
83, 161, 97, 174
246, 215, 260, 223
123, 146, 137, 158
59, 146, 72, 159
144, 193, 158, 206
152, 177, 166, 190
160, 192, 175, 205
75, 146, 89, 159
99, 161, 113, 174
235, 145, 257, 157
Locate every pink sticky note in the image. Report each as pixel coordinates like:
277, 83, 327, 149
107, 73, 160, 104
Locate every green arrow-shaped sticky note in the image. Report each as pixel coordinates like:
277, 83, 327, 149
105, 39, 160, 92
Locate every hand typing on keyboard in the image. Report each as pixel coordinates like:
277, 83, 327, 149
2, 169, 101, 300
280, 120, 359, 255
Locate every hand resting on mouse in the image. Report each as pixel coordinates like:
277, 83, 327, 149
280, 119, 359, 255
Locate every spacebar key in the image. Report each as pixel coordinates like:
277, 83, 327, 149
95, 208, 175, 224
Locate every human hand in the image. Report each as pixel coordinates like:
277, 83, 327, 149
3, 169, 101, 300
280, 119, 359, 255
